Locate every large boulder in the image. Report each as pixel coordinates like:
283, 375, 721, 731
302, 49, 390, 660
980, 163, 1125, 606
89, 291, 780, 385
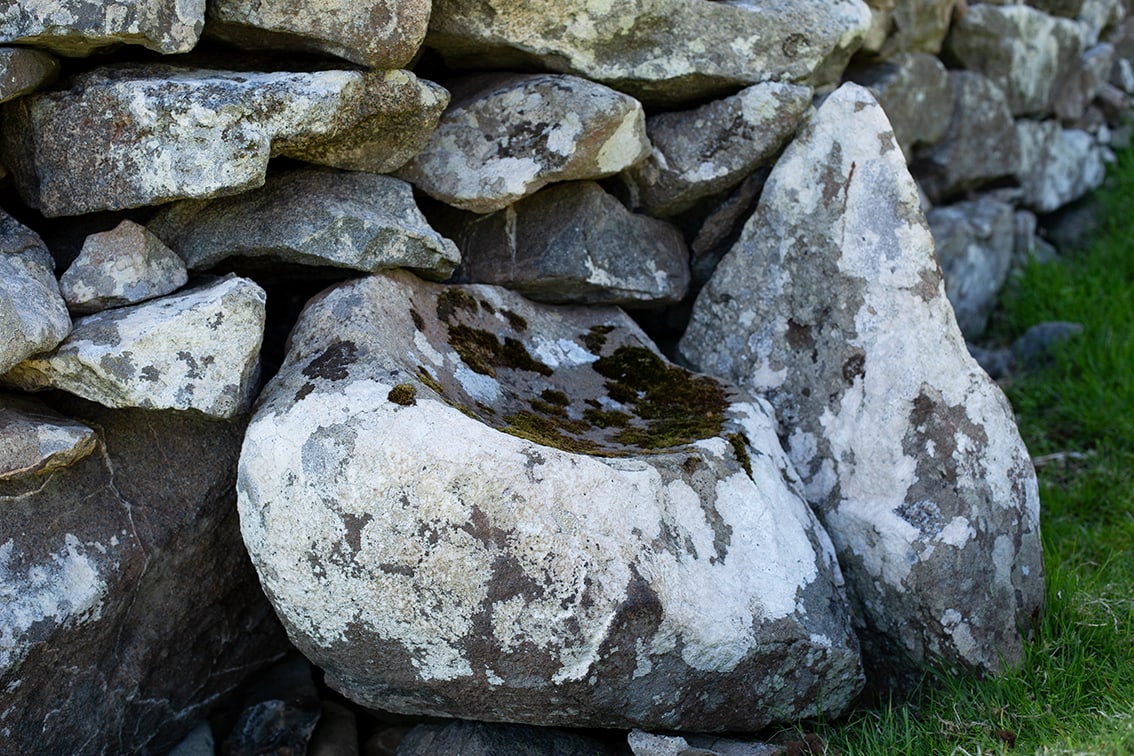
147, 168, 460, 279
2, 275, 266, 419
621, 82, 812, 218
680, 84, 1044, 684
398, 74, 649, 214
438, 181, 690, 306
0, 210, 71, 375
0, 0, 205, 56
1, 65, 448, 216
0, 395, 288, 754
944, 3, 1085, 117
238, 270, 864, 731
206, 0, 429, 69
425, 0, 871, 106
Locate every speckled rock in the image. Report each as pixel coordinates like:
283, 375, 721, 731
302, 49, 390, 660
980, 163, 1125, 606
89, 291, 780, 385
926, 199, 1016, 340
426, 0, 871, 106
1015, 121, 1107, 213
396, 721, 623, 756
680, 83, 1044, 684
944, 3, 1085, 117
0, 47, 59, 104
2, 275, 266, 419
0, 0, 205, 56
913, 71, 1021, 203
206, 0, 429, 68
0, 210, 71, 375
860, 0, 956, 58
0, 396, 288, 754
60, 220, 189, 315
238, 270, 863, 731
439, 181, 689, 306
1, 65, 448, 217
148, 168, 459, 279
0, 395, 97, 481
627, 729, 784, 756
399, 74, 649, 214
621, 82, 811, 218
848, 52, 953, 159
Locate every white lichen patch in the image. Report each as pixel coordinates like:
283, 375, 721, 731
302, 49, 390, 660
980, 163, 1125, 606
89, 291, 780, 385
0, 535, 108, 673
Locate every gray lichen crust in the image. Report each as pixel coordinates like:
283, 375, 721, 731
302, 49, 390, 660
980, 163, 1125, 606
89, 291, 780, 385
238, 270, 864, 730
681, 83, 1044, 683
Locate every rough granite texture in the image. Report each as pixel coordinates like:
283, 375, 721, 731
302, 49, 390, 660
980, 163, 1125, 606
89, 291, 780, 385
2, 275, 266, 419
238, 270, 863, 731
0, 0, 206, 56
681, 84, 1044, 684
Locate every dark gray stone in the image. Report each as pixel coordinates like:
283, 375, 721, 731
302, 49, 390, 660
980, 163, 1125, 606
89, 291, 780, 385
0, 0, 205, 55
396, 721, 623, 756
0, 47, 58, 104
440, 181, 690, 306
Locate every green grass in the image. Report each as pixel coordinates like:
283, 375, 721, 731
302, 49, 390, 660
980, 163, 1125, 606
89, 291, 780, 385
815, 152, 1134, 754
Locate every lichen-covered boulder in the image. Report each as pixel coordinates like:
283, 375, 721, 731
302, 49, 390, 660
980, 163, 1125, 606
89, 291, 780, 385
621, 82, 812, 217
60, 220, 189, 315
2, 275, 266, 419
238, 270, 864, 731
927, 199, 1016, 340
0, 0, 205, 56
913, 71, 1021, 203
0, 396, 288, 754
680, 83, 1044, 684
399, 74, 649, 214
1014, 121, 1106, 214
0, 210, 71, 375
1, 65, 448, 216
148, 168, 459, 279
438, 181, 689, 306
0, 47, 59, 103
944, 3, 1084, 117
206, 0, 429, 69
426, 0, 871, 106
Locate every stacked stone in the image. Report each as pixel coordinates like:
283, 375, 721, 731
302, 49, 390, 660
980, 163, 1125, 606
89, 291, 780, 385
2, 0, 1126, 752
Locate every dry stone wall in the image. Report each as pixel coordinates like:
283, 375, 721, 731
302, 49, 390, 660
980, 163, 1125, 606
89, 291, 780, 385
1, 0, 1130, 752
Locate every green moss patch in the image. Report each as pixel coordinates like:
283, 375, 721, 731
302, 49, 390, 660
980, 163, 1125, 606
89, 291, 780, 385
449, 324, 553, 378
387, 383, 417, 406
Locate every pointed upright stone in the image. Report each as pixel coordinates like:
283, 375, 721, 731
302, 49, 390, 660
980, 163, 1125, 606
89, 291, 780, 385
0, 210, 71, 375
680, 84, 1044, 683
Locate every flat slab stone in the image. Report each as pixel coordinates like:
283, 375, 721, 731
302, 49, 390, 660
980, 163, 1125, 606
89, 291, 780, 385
0, 47, 59, 104
2, 275, 266, 419
399, 74, 649, 214
680, 84, 1044, 683
238, 270, 863, 731
206, 0, 429, 69
0, 0, 205, 56
440, 181, 689, 306
1, 65, 448, 217
147, 167, 459, 279
60, 220, 189, 315
0, 210, 71, 375
621, 82, 812, 217
426, 0, 872, 106
0, 395, 97, 481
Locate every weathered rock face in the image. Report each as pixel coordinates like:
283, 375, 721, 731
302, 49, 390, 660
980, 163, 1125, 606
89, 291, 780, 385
1, 65, 448, 217
1015, 121, 1107, 213
60, 220, 189, 315
0, 0, 205, 56
2, 275, 266, 419
426, 0, 872, 106
0, 211, 71, 375
680, 84, 1044, 683
945, 4, 1084, 117
399, 74, 649, 214
397, 721, 624, 756
1054, 43, 1116, 122
0, 47, 58, 103
0, 396, 288, 754
621, 82, 812, 218
0, 395, 97, 481
439, 181, 690, 306
849, 52, 953, 159
861, 0, 956, 58
239, 270, 863, 731
148, 168, 460, 278
914, 71, 1021, 203
927, 199, 1016, 340
206, 0, 429, 69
